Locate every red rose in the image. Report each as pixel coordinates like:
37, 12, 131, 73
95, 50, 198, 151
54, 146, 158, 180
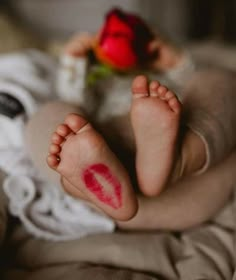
94, 8, 154, 71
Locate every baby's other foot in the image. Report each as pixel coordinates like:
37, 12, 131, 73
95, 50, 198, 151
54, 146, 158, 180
131, 75, 181, 196
47, 113, 138, 221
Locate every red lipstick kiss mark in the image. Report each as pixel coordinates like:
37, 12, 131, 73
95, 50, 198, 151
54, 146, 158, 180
82, 163, 122, 209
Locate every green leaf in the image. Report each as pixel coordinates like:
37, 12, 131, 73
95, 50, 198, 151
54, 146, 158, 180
86, 63, 114, 86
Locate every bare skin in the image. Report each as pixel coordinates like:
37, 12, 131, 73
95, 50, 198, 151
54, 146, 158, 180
47, 113, 138, 221
130, 75, 207, 196
47, 75, 207, 222
117, 150, 235, 231
148, 36, 184, 71
64, 32, 97, 57
46, 31, 208, 222
131, 75, 181, 196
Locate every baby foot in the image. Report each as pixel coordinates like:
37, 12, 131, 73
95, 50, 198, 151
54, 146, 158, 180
131, 75, 181, 196
64, 32, 96, 57
47, 113, 138, 221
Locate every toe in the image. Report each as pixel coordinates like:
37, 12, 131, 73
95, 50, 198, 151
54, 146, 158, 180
163, 90, 175, 101
169, 97, 181, 114
47, 154, 60, 169
131, 75, 149, 98
49, 143, 61, 155
56, 124, 71, 137
64, 113, 89, 134
155, 87, 181, 114
149, 80, 160, 97
51, 132, 64, 145
157, 86, 168, 98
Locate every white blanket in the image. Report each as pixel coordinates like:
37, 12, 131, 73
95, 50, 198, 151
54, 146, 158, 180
0, 49, 114, 241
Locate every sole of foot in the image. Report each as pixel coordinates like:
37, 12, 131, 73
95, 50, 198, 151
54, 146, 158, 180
131, 75, 181, 196
47, 113, 138, 221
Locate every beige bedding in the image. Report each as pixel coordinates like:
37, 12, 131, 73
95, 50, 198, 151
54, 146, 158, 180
0, 10, 236, 280
1, 190, 235, 280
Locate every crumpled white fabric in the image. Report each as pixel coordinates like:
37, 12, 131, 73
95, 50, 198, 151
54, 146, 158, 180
0, 50, 115, 241
3, 174, 114, 241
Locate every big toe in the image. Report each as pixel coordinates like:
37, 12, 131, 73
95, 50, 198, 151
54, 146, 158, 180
64, 113, 89, 134
131, 75, 149, 98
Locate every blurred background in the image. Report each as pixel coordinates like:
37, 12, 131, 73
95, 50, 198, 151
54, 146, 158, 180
0, 0, 236, 54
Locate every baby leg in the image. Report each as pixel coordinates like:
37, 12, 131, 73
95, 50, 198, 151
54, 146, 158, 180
118, 149, 236, 231
181, 69, 236, 168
